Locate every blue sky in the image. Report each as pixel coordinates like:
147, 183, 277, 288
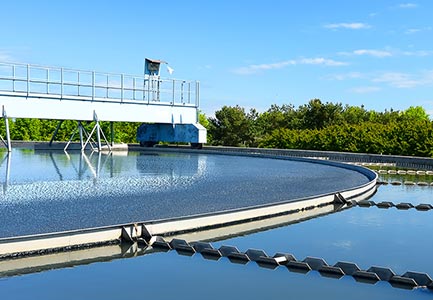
1, 0, 433, 116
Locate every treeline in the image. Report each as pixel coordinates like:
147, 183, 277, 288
1, 99, 432, 157
206, 99, 433, 157
0, 119, 141, 144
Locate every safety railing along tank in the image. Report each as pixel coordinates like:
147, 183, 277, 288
0, 62, 199, 107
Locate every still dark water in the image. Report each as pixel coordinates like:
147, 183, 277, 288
1, 150, 432, 299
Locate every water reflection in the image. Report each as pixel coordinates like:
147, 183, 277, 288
0, 149, 208, 199
0, 202, 346, 278
0, 152, 10, 194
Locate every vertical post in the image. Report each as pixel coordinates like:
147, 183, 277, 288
12, 65, 15, 92
188, 82, 191, 104
92, 71, 95, 101
157, 77, 160, 101
61, 68, 64, 98
96, 121, 102, 151
147, 76, 150, 104
4, 116, 11, 153
133, 78, 136, 100
172, 80, 175, 104
26, 64, 30, 97
78, 121, 84, 149
180, 81, 184, 104
93, 110, 102, 151
106, 75, 109, 98
47, 68, 50, 94
110, 122, 114, 146
49, 120, 63, 146
121, 74, 124, 102
143, 77, 147, 101
196, 81, 200, 108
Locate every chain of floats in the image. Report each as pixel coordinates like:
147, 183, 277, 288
332, 192, 433, 211
374, 168, 433, 186
349, 162, 433, 186
139, 235, 433, 291
132, 194, 433, 293
351, 199, 433, 211
133, 163, 433, 292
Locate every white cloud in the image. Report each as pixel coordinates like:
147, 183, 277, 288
340, 49, 392, 58
328, 70, 433, 89
298, 58, 347, 66
404, 26, 431, 34
232, 60, 295, 75
340, 47, 433, 58
405, 28, 421, 34
232, 58, 348, 75
398, 3, 418, 8
327, 72, 363, 81
354, 49, 392, 57
350, 86, 381, 93
372, 71, 433, 88
402, 50, 433, 56
324, 22, 371, 30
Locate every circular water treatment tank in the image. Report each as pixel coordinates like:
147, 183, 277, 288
0, 149, 374, 238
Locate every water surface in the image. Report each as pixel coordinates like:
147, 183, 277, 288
0, 149, 369, 237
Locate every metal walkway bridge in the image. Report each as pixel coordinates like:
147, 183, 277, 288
0, 61, 206, 151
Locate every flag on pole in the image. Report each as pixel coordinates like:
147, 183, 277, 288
167, 65, 174, 75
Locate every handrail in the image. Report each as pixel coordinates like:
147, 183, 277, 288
0, 61, 199, 107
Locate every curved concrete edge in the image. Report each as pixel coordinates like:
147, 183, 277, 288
0, 150, 377, 258
145, 180, 377, 237
0, 203, 346, 277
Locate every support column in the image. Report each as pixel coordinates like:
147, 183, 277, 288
49, 120, 63, 147
110, 122, 114, 146
2, 106, 11, 152
78, 121, 84, 150
4, 117, 11, 152
96, 121, 102, 151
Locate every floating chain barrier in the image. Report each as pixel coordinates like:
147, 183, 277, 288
376, 180, 433, 186
355, 200, 433, 211
374, 169, 433, 186
141, 235, 433, 291
376, 170, 433, 176
332, 192, 433, 212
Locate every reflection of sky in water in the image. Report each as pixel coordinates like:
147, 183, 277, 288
0, 151, 432, 299
212, 186, 433, 276
0, 149, 370, 237
2, 196, 433, 300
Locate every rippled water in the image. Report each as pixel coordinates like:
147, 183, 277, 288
1, 150, 431, 299
0, 149, 369, 237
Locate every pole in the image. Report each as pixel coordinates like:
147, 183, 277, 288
110, 122, 114, 146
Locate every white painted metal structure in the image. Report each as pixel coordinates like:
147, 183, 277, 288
0, 62, 201, 151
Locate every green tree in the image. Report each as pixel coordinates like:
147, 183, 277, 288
297, 99, 343, 129
208, 105, 255, 147
400, 106, 430, 122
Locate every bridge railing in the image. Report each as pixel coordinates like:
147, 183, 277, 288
0, 62, 199, 107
